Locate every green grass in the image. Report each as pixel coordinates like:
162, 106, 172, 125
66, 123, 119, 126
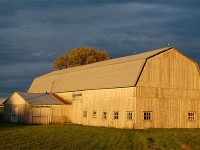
0, 122, 200, 150
0, 107, 3, 119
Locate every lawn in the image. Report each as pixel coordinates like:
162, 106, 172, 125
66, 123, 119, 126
0, 122, 200, 150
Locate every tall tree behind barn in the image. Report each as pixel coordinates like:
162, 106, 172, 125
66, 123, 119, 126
52, 47, 110, 70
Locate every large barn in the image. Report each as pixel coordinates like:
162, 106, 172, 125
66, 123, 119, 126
4, 47, 200, 129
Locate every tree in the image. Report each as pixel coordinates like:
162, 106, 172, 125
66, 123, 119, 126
52, 47, 110, 70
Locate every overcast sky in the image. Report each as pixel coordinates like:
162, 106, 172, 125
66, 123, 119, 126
0, 0, 200, 98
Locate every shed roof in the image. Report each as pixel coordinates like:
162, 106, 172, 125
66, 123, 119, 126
28, 47, 172, 93
17, 92, 65, 105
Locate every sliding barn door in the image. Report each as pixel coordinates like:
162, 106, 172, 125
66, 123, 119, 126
31, 107, 51, 124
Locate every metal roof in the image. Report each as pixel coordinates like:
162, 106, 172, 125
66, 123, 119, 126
17, 92, 65, 105
28, 47, 172, 93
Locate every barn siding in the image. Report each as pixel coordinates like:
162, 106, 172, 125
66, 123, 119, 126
3, 93, 29, 123
3, 104, 29, 123
136, 49, 200, 129
56, 87, 136, 129
4, 93, 70, 124
26, 105, 70, 124
137, 49, 200, 89
27, 106, 52, 124
51, 105, 71, 124
135, 87, 200, 129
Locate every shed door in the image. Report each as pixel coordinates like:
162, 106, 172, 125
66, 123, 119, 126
11, 107, 19, 123
31, 107, 51, 124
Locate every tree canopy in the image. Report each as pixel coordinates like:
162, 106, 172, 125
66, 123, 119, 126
52, 47, 110, 70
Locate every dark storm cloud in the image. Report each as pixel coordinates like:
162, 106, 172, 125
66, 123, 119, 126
0, 0, 199, 98
86, 1, 200, 62
0, 62, 52, 97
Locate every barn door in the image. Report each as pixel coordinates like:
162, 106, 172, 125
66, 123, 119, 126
11, 107, 19, 123
31, 107, 51, 124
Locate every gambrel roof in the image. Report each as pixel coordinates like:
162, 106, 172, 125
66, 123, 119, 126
28, 47, 174, 93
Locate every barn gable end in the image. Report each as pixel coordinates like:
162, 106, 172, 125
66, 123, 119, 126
135, 48, 200, 129
137, 48, 200, 89
4, 92, 27, 105
3, 92, 29, 123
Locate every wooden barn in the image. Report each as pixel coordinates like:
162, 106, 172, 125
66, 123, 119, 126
4, 47, 200, 129
3, 92, 70, 124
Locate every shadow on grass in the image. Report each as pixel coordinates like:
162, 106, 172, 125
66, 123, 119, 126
0, 120, 27, 130
0, 107, 27, 129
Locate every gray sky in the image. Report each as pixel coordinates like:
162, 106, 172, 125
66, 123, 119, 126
0, 0, 200, 98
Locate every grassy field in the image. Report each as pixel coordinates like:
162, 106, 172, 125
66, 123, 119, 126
0, 121, 200, 150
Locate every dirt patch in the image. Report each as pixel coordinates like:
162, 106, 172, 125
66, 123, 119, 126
180, 144, 191, 150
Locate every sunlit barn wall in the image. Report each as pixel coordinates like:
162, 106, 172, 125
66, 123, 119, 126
56, 87, 136, 129
135, 49, 200, 129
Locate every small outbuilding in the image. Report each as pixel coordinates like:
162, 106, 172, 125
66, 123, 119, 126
3, 92, 70, 124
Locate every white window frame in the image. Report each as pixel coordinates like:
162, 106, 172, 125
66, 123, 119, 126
113, 111, 119, 120
188, 112, 195, 121
143, 111, 152, 120
126, 111, 133, 120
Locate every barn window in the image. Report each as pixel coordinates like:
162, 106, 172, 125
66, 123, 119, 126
92, 111, 97, 119
143, 111, 152, 120
113, 111, 119, 120
126, 111, 133, 120
83, 111, 87, 118
102, 111, 107, 120
188, 112, 195, 120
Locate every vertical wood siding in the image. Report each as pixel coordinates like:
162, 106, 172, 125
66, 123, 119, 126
51, 105, 71, 124
4, 93, 70, 124
57, 87, 136, 129
3, 93, 29, 123
136, 49, 200, 129
137, 49, 200, 89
